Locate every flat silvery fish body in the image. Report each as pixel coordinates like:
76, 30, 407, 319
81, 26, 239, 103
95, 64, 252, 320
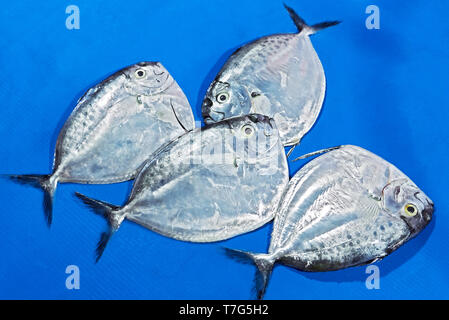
225, 145, 434, 299
75, 114, 289, 261
202, 5, 340, 146
7, 62, 194, 226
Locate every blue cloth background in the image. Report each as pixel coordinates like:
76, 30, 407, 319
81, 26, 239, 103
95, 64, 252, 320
0, 0, 447, 299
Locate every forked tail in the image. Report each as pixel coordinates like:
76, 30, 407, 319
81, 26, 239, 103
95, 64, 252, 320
223, 248, 275, 300
7, 174, 58, 227
284, 3, 341, 36
74, 192, 122, 262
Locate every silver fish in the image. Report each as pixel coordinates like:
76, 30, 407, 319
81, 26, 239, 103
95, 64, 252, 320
225, 145, 434, 299
202, 4, 339, 147
7, 62, 194, 226
75, 114, 289, 261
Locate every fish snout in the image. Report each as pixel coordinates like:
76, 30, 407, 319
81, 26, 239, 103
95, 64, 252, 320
202, 98, 213, 114
202, 98, 214, 124
202, 98, 225, 124
414, 191, 434, 222
422, 202, 434, 222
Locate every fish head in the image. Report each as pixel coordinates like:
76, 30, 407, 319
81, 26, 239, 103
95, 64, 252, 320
382, 179, 434, 237
202, 79, 252, 124
123, 62, 173, 96
227, 114, 280, 159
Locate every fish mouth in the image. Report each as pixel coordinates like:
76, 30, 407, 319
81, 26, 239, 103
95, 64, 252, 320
202, 97, 213, 112
413, 192, 434, 222
202, 98, 214, 124
422, 202, 434, 223
203, 116, 215, 124
203, 110, 225, 124
202, 98, 213, 117
202, 98, 225, 124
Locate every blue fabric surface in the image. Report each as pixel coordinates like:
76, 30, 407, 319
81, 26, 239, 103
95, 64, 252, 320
0, 0, 447, 299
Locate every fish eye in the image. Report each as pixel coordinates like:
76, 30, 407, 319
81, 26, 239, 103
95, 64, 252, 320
241, 124, 255, 137
135, 69, 146, 79
404, 204, 418, 217
216, 92, 229, 103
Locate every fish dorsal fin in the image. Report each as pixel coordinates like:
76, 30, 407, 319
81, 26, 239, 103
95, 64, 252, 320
293, 145, 342, 161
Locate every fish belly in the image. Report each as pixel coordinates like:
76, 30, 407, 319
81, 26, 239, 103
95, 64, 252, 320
277, 213, 410, 272
126, 163, 287, 242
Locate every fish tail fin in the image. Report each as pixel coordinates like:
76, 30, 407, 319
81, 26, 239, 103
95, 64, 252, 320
223, 247, 275, 300
74, 192, 121, 262
283, 3, 341, 36
6, 174, 58, 227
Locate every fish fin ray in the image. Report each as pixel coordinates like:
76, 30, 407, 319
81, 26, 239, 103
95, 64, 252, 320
311, 21, 342, 33
74, 192, 121, 262
286, 144, 298, 158
283, 3, 340, 35
96, 231, 114, 263
284, 3, 308, 33
222, 247, 274, 300
293, 145, 342, 162
6, 174, 57, 227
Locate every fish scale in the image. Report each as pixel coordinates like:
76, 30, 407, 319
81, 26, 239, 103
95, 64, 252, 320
227, 35, 295, 73
60, 80, 121, 155
134, 150, 189, 196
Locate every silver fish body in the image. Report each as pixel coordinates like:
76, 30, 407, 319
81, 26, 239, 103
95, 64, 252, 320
9, 62, 194, 225
226, 145, 434, 299
75, 114, 289, 261
54, 62, 194, 184
202, 5, 339, 146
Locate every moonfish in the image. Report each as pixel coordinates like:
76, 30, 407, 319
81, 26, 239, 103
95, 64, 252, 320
75, 114, 289, 261
225, 145, 434, 299
7, 62, 194, 226
202, 4, 340, 147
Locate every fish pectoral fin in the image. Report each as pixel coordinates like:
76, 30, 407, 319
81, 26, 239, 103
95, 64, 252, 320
368, 191, 382, 201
